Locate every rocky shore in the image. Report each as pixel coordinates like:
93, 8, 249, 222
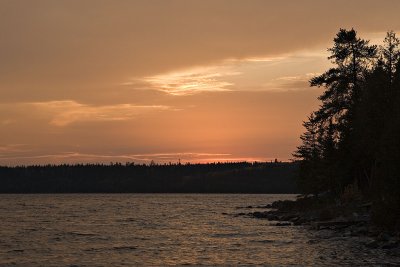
236, 195, 400, 253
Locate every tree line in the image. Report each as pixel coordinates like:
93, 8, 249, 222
294, 29, 400, 230
0, 161, 298, 193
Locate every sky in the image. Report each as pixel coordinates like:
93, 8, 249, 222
1, 0, 400, 165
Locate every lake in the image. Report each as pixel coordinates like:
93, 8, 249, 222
1, 194, 399, 266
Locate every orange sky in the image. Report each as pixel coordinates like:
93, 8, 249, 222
1, 0, 400, 165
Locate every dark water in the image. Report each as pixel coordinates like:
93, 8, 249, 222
0, 194, 399, 266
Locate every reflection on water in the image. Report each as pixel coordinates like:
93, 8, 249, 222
0, 194, 399, 266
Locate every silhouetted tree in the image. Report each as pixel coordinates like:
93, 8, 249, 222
307, 28, 377, 191
293, 113, 321, 161
381, 31, 400, 90
293, 113, 323, 193
372, 56, 400, 229
296, 29, 400, 229
351, 61, 389, 191
311, 29, 377, 141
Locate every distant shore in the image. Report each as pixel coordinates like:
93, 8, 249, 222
0, 162, 298, 194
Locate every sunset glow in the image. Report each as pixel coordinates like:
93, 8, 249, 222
0, 0, 399, 165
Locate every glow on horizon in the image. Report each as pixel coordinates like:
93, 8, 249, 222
1, 1, 399, 165
0, 151, 278, 166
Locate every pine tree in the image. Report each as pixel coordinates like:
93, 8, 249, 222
293, 113, 320, 162
293, 114, 325, 194
351, 61, 389, 191
372, 55, 400, 230
295, 29, 400, 229
309, 29, 377, 190
381, 31, 400, 90
310, 29, 377, 140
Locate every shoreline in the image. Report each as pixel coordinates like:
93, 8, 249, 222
240, 195, 400, 252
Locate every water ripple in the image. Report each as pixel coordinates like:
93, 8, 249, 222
0, 194, 399, 266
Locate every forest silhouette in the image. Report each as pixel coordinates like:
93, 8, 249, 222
293, 29, 400, 230
0, 162, 297, 194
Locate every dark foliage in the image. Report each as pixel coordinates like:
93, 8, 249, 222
0, 162, 298, 194
294, 29, 400, 230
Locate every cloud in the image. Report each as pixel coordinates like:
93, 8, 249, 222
266, 73, 323, 91
137, 54, 328, 95
141, 66, 240, 95
0, 144, 30, 154
240, 56, 287, 62
1, 1, 399, 101
29, 101, 172, 126
0, 119, 14, 125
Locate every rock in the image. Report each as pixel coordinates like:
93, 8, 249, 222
377, 232, 391, 242
381, 241, 399, 250
365, 240, 379, 249
317, 230, 334, 239
256, 205, 271, 209
281, 214, 299, 221
312, 220, 365, 230
343, 231, 352, 237
388, 247, 400, 256
236, 205, 253, 209
293, 217, 307, 225
318, 208, 334, 221
275, 222, 291, 226
351, 226, 368, 236
251, 211, 268, 219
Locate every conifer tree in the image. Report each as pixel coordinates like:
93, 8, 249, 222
310, 28, 377, 140
295, 29, 400, 229
293, 114, 324, 193
307, 29, 377, 191
381, 31, 400, 89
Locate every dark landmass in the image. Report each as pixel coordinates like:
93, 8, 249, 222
0, 161, 298, 193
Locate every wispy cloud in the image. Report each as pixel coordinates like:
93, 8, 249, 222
264, 73, 322, 91
0, 144, 30, 154
133, 53, 329, 95
137, 56, 289, 96
136, 56, 291, 96
29, 101, 172, 126
142, 67, 240, 96
0, 119, 14, 125
232, 56, 287, 62
275, 73, 320, 82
